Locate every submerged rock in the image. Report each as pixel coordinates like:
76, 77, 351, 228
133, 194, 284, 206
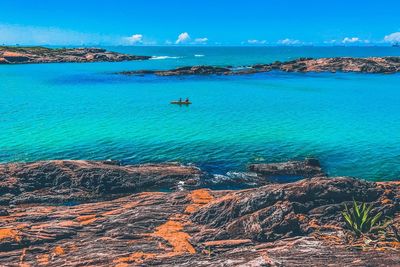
0, 46, 151, 64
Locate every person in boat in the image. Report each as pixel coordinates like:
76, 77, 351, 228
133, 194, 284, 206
179, 98, 182, 102
185, 97, 189, 103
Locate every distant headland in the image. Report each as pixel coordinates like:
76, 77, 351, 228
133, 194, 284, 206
119, 57, 400, 76
0, 46, 151, 64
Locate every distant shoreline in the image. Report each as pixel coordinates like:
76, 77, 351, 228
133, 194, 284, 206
0, 46, 151, 64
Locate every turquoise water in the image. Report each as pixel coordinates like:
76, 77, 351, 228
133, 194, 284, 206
1, 46, 400, 180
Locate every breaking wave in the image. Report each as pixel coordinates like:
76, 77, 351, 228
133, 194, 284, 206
150, 56, 182, 60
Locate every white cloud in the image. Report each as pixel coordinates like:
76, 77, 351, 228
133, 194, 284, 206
278, 38, 301, 45
194, 37, 208, 43
124, 34, 143, 44
384, 32, 400, 43
342, 37, 360, 43
176, 32, 190, 44
341, 37, 370, 44
247, 39, 267, 44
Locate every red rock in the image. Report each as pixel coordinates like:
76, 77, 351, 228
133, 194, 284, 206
0, 161, 399, 266
0, 46, 150, 64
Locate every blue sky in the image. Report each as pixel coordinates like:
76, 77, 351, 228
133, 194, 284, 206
1, 0, 400, 46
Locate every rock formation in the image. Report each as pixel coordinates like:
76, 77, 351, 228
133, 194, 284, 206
0, 46, 150, 64
0, 160, 203, 205
118, 57, 400, 76
0, 160, 399, 266
249, 158, 324, 182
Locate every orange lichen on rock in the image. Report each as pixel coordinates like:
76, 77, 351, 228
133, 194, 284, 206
203, 239, 252, 248
53, 246, 65, 255
377, 241, 400, 249
122, 201, 139, 209
113, 252, 156, 266
68, 244, 79, 252
3, 51, 26, 57
75, 215, 97, 225
58, 220, 80, 227
377, 181, 400, 186
0, 228, 21, 242
296, 214, 307, 222
152, 220, 196, 255
36, 254, 50, 265
184, 189, 214, 214
308, 219, 320, 229
102, 209, 123, 216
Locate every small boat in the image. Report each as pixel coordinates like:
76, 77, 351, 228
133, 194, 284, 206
171, 101, 192, 105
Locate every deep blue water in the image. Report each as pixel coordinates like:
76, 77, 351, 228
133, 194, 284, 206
1, 46, 400, 180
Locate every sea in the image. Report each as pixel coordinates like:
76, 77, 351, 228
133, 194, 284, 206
1, 46, 400, 181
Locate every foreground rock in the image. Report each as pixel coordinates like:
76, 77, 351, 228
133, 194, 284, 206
0, 159, 324, 205
0, 160, 399, 266
0, 160, 203, 205
0, 46, 150, 64
118, 57, 400, 76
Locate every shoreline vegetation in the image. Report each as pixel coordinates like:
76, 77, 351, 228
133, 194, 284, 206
0, 46, 150, 64
0, 159, 399, 265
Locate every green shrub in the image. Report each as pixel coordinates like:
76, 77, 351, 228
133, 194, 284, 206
341, 200, 382, 237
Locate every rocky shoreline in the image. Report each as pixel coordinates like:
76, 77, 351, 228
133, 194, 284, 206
0, 46, 150, 64
118, 57, 400, 76
0, 159, 399, 266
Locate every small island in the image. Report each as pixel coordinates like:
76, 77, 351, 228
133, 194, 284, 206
118, 57, 400, 76
0, 46, 151, 64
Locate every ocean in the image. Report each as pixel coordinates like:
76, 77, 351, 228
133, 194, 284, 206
1, 46, 400, 180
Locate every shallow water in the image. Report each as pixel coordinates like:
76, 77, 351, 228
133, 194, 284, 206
1, 46, 400, 180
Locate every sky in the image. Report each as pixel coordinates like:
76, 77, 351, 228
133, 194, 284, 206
0, 0, 400, 46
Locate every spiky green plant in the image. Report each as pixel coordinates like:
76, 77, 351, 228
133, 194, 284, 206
341, 200, 382, 237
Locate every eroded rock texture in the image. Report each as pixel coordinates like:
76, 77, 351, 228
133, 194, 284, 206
0, 161, 399, 266
0, 160, 203, 205
0, 47, 150, 64
118, 57, 400, 76
249, 158, 324, 182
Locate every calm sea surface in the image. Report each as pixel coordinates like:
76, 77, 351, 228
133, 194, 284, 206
1, 46, 400, 180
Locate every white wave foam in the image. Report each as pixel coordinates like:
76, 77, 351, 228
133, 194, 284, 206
194, 54, 205, 57
150, 56, 182, 60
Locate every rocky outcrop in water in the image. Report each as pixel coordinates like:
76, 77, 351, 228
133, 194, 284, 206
0, 160, 203, 205
0, 46, 150, 64
118, 57, 400, 76
249, 158, 324, 182
0, 160, 399, 266
120, 66, 232, 76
